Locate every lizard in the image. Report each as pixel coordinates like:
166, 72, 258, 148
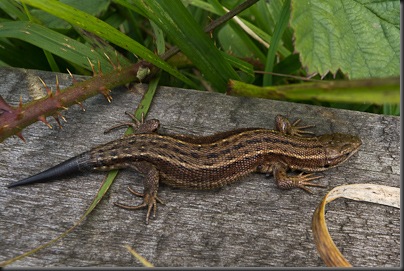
7, 113, 362, 224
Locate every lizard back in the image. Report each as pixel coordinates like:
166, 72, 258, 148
86, 129, 361, 190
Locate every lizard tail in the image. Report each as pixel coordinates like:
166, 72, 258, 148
7, 152, 92, 188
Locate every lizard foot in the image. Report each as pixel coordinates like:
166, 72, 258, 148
114, 186, 165, 224
275, 171, 325, 194
290, 172, 325, 194
275, 115, 315, 137
289, 118, 315, 137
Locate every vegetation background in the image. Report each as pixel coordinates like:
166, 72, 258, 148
0, 0, 400, 116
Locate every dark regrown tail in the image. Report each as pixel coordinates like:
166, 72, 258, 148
7, 152, 91, 188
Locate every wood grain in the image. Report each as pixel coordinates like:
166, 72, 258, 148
0, 67, 400, 267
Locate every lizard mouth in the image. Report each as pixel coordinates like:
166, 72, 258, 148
325, 138, 362, 169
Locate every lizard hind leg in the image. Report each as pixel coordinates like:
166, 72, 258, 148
114, 162, 164, 224
114, 186, 164, 224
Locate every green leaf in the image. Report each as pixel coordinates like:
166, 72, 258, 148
186, 0, 292, 60
0, 21, 113, 71
76, 28, 132, 68
19, 0, 196, 88
222, 52, 254, 82
209, 0, 266, 63
150, 21, 165, 55
30, 0, 111, 30
217, 24, 256, 59
290, 0, 400, 79
132, 0, 239, 91
0, 0, 28, 20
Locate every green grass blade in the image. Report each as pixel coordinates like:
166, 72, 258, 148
150, 21, 165, 55
229, 77, 399, 105
0, 73, 162, 267
19, 0, 196, 88
0, 0, 28, 20
263, 0, 290, 86
0, 21, 112, 71
132, 0, 239, 91
223, 53, 254, 82
209, 0, 266, 63
124, 245, 154, 267
186, 0, 291, 58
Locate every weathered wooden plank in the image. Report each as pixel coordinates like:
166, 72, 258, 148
0, 67, 399, 267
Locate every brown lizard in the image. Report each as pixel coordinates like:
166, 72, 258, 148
7, 114, 362, 224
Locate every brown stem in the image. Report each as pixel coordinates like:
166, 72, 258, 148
0, 61, 152, 142
0, 0, 261, 142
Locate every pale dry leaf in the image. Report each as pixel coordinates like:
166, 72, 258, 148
312, 184, 399, 267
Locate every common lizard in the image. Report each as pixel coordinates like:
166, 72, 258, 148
7, 114, 362, 224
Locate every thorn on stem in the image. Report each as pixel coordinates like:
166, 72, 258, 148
38, 77, 53, 97
99, 87, 112, 103
52, 112, 67, 128
16, 132, 26, 142
97, 60, 103, 75
53, 116, 62, 128
0, 96, 13, 113
76, 101, 86, 111
87, 58, 96, 75
67, 69, 77, 83
18, 96, 23, 110
104, 53, 116, 69
55, 75, 61, 95
115, 51, 122, 69
38, 115, 53, 129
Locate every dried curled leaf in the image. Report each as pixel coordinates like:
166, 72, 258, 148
312, 184, 400, 267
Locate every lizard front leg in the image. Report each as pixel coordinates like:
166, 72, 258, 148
257, 161, 324, 193
275, 115, 315, 137
114, 162, 164, 224
271, 162, 324, 193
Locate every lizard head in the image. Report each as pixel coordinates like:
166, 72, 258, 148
318, 133, 362, 169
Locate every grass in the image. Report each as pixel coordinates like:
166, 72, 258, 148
0, 0, 400, 115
